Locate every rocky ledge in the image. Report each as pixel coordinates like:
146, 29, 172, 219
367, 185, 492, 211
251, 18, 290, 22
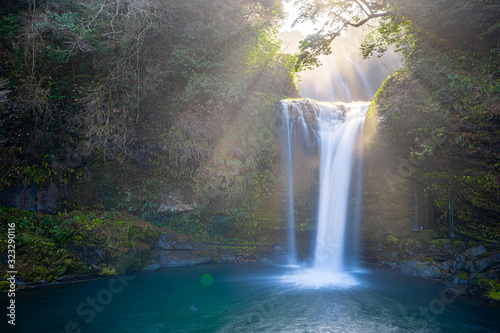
365, 238, 500, 301
143, 233, 291, 270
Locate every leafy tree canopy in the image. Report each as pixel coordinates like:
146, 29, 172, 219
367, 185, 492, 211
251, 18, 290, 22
290, 0, 500, 69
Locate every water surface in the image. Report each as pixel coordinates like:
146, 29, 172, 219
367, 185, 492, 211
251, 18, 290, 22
2, 264, 499, 332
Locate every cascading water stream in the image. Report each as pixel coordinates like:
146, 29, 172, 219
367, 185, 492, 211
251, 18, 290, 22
280, 99, 368, 287
313, 102, 367, 274
282, 106, 297, 264
413, 188, 420, 231
280, 101, 318, 265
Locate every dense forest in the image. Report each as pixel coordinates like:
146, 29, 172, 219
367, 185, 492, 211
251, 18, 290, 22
0, 0, 299, 218
0, 0, 499, 301
0, 0, 301, 290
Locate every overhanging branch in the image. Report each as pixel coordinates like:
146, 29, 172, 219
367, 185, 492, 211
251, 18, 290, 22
348, 11, 392, 28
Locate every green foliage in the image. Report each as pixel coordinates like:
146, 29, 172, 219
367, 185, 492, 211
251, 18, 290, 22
0, 0, 296, 168
364, 0, 500, 241
91, 173, 119, 209
294, 0, 500, 70
387, 234, 400, 245
0, 207, 160, 286
361, 16, 416, 60
0, 0, 299, 251
0, 1, 301, 251
0, 147, 80, 190
0, 13, 22, 46
475, 274, 500, 301
375, 46, 500, 227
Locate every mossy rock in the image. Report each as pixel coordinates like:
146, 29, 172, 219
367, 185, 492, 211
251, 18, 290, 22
128, 225, 159, 245
99, 266, 117, 276
488, 290, 500, 301
451, 239, 466, 249
405, 237, 421, 247
430, 238, 451, 249
114, 253, 144, 274
418, 230, 439, 241
0, 208, 160, 287
387, 234, 400, 245
66, 262, 90, 275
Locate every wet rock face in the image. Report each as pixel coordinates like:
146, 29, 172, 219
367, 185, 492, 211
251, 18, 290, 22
397, 259, 447, 278
377, 247, 500, 278
157, 190, 196, 213
151, 232, 278, 269
465, 245, 487, 257
156, 235, 203, 251
158, 252, 212, 267
272, 245, 295, 265
367, 240, 500, 300
0, 182, 72, 214
155, 233, 211, 268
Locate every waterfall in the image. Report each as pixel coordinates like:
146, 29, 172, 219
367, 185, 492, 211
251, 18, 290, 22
449, 197, 455, 237
413, 188, 420, 231
282, 105, 297, 264
313, 102, 367, 274
280, 101, 317, 264
280, 99, 368, 286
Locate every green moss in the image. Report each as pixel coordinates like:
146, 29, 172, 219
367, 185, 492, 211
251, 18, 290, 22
483, 278, 500, 301
474, 274, 500, 301
99, 266, 117, 276
0, 208, 160, 287
405, 238, 421, 247
458, 272, 468, 280
488, 290, 500, 301
418, 230, 439, 241
431, 238, 451, 249
387, 234, 400, 245
66, 262, 88, 275
115, 255, 143, 274
452, 240, 466, 249
419, 256, 436, 264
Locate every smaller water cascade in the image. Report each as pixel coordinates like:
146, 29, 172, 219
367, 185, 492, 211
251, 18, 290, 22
282, 107, 297, 264
449, 197, 455, 238
280, 102, 318, 264
413, 188, 420, 231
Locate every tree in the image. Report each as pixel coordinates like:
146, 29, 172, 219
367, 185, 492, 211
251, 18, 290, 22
289, 0, 391, 68
291, 0, 500, 69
